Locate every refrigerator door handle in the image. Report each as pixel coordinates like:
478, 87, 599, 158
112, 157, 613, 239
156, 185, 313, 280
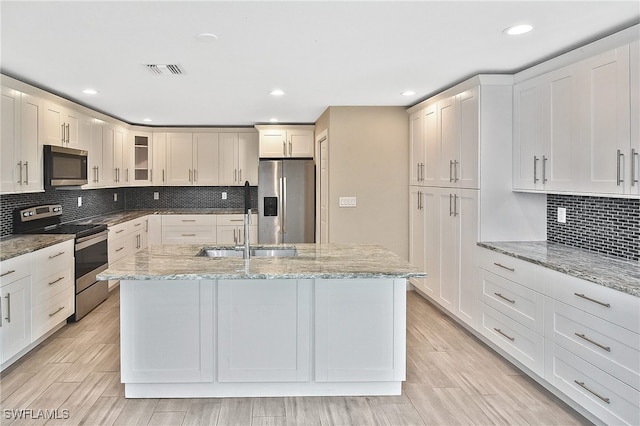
282, 177, 287, 234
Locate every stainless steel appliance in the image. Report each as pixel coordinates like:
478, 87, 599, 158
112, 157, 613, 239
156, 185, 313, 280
258, 159, 315, 244
14, 204, 109, 321
43, 145, 88, 188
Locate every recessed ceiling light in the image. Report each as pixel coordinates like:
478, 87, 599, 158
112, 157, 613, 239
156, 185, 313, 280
143, 118, 153, 123
196, 33, 218, 42
503, 24, 533, 36
269, 118, 279, 123
402, 91, 416, 96
270, 89, 285, 96
82, 89, 98, 95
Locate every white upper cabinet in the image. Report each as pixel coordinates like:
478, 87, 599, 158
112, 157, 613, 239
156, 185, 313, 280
409, 109, 424, 186
577, 45, 633, 195
457, 89, 479, 188
42, 100, 84, 148
256, 125, 315, 158
1, 87, 43, 194
513, 65, 579, 192
631, 40, 640, 196
151, 132, 167, 186
86, 119, 104, 188
219, 132, 258, 186
167, 132, 220, 186
130, 131, 152, 186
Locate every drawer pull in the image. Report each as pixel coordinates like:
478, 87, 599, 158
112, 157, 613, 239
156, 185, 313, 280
0, 269, 16, 277
230, 220, 244, 222
494, 292, 515, 304
493, 262, 515, 272
574, 333, 611, 352
182, 234, 196, 237
574, 293, 610, 308
115, 229, 125, 234
48, 251, 65, 259
4, 293, 11, 323
574, 380, 610, 404
48, 276, 65, 286
493, 328, 515, 341
49, 306, 65, 317
115, 247, 125, 252
181, 220, 196, 222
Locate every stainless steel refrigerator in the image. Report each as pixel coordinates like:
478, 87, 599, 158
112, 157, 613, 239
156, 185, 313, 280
258, 159, 315, 244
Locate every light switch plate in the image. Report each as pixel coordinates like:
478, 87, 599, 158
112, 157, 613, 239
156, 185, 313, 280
222, 192, 227, 200
114, 193, 118, 202
77, 196, 82, 207
154, 192, 159, 200
339, 197, 357, 208
557, 207, 566, 223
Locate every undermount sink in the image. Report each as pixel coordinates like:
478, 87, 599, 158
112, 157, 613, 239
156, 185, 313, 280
196, 247, 298, 258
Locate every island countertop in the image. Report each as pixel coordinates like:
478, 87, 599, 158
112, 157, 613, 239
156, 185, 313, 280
97, 243, 425, 281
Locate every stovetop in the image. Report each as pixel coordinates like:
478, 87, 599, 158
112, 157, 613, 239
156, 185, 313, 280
13, 204, 107, 238
38, 223, 108, 238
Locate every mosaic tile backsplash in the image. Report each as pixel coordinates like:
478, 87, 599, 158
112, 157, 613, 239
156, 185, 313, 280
1, 186, 257, 237
547, 194, 639, 262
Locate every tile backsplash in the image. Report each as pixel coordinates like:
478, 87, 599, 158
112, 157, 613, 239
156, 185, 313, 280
547, 194, 639, 262
1, 186, 257, 237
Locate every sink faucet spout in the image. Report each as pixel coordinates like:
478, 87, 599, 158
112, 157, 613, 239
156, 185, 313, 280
243, 181, 251, 259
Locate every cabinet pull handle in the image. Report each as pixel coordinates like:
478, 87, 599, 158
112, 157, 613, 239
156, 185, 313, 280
493, 262, 515, 272
61, 123, 66, 144
115, 229, 125, 233
494, 293, 515, 304
126, 168, 129, 182
193, 169, 197, 182
493, 328, 514, 341
616, 150, 624, 186
162, 169, 165, 182
417, 163, 421, 182
234, 169, 237, 183
533, 156, 539, 183
449, 193, 453, 216
449, 160, 454, 182
453, 194, 458, 216
233, 229, 237, 244
150, 169, 153, 182
24, 161, 28, 184
631, 148, 638, 186
230, 219, 244, 222
115, 247, 125, 252
289, 141, 292, 156
574, 333, 611, 352
49, 306, 65, 317
181, 219, 196, 222
574, 293, 610, 308
134, 223, 142, 227
239, 169, 242, 182
5, 293, 11, 323
283, 141, 287, 156
542, 155, 548, 183
48, 251, 65, 259
48, 276, 65, 286
182, 233, 196, 237
66, 123, 70, 144
574, 380, 610, 404
421, 163, 425, 182
189, 169, 192, 183
17, 161, 23, 184
0, 270, 16, 277
454, 160, 459, 182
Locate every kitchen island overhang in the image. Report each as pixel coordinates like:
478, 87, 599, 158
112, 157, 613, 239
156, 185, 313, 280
98, 243, 425, 398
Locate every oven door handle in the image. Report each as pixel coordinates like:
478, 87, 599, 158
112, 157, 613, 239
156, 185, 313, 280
75, 229, 109, 250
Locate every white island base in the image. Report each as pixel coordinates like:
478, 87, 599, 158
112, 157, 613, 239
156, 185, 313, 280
120, 278, 406, 398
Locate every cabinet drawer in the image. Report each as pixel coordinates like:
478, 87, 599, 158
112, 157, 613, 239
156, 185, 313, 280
109, 221, 133, 238
545, 343, 639, 426
161, 215, 217, 226
0, 253, 31, 287
161, 227, 217, 244
32, 267, 73, 307
479, 269, 544, 334
479, 249, 541, 291
479, 303, 544, 376
32, 287, 74, 340
545, 297, 640, 390
545, 268, 639, 334
33, 240, 74, 281
108, 237, 132, 263
217, 214, 257, 226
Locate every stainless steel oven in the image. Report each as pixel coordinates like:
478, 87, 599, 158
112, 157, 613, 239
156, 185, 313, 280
14, 204, 109, 321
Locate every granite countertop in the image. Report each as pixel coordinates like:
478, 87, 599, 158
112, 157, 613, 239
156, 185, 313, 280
0, 234, 75, 261
478, 241, 640, 297
75, 209, 247, 227
97, 243, 425, 281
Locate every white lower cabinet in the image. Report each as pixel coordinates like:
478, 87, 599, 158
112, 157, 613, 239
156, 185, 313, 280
161, 214, 217, 244
216, 214, 257, 245
1, 275, 32, 363
217, 279, 311, 382
120, 279, 214, 383
476, 247, 640, 425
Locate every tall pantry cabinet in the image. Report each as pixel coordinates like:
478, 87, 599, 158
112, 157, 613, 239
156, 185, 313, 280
408, 76, 545, 328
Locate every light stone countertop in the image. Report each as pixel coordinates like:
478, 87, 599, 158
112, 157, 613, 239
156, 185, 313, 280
478, 241, 640, 297
74, 209, 246, 227
97, 243, 425, 281
0, 234, 75, 261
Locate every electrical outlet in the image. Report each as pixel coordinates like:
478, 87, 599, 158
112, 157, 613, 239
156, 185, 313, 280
113, 193, 118, 202
222, 192, 227, 200
77, 196, 82, 207
154, 192, 159, 200
557, 207, 566, 223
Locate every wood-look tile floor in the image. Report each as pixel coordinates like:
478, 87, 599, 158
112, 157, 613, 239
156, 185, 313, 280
0, 289, 589, 426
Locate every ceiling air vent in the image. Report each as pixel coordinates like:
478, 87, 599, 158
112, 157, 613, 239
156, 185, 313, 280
145, 64, 185, 75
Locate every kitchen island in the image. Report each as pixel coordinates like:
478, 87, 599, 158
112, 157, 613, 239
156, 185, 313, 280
98, 243, 423, 398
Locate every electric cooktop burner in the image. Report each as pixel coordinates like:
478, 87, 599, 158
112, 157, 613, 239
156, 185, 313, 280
13, 204, 107, 238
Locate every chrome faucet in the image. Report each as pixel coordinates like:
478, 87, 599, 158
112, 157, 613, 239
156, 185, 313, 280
243, 181, 251, 259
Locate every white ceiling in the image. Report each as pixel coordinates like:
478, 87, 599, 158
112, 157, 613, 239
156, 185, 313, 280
1, 1, 638, 126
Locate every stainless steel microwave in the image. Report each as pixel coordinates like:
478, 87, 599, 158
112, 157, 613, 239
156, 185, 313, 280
44, 145, 88, 187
